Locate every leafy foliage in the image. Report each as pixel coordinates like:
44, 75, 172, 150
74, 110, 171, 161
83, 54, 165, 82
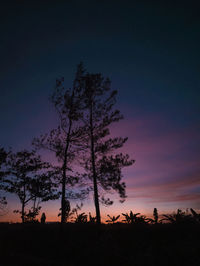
122, 211, 147, 224
0, 196, 8, 216
3, 150, 59, 222
106, 214, 120, 224
190, 208, 200, 222
88, 212, 96, 223
74, 212, 88, 223
122, 211, 140, 223
160, 209, 200, 224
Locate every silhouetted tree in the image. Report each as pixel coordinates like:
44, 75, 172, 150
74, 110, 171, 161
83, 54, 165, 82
32, 63, 88, 224
79, 70, 134, 224
153, 208, 158, 223
147, 208, 159, 224
0, 147, 7, 177
27, 169, 60, 221
3, 150, 57, 223
0, 197, 7, 216
0, 147, 8, 215
41, 212, 46, 224
58, 198, 71, 222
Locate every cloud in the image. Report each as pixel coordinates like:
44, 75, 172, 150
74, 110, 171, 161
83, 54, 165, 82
109, 114, 200, 205
127, 170, 200, 204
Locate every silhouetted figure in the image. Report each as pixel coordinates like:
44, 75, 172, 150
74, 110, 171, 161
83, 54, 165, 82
41, 212, 46, 224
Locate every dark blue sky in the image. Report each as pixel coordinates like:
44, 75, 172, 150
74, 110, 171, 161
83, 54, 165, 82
0, 1, 200, 221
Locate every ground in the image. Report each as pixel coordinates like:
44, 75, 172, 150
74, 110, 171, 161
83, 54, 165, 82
0, 222, 200, 266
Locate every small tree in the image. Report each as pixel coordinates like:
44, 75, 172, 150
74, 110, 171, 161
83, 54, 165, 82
41, 212, 46, 224
147, 208, 159, 224
33, 63, 88, 224
28, 169, 60, 221
4, 150, 58, 223
153, 208, 158, 223
79, 69, 134, 224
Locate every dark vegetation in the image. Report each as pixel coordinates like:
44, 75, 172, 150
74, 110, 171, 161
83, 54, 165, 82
1, 216, 200, 266
0, 64, 199, 265
0, 63, 133, 223
1, 208, 200, 266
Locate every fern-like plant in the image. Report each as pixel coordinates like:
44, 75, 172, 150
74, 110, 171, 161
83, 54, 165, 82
89, 212, 96, 223
122, 211, 140, 224
106, 215, 120, 224
74, 212, 88, 223
190, 208, 200, 222
161, 209, 193, 224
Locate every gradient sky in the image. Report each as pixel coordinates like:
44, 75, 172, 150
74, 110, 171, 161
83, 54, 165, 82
0, 1, 200, 222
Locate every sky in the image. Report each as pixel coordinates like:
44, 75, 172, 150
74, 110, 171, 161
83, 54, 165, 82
0, 1, 200, 222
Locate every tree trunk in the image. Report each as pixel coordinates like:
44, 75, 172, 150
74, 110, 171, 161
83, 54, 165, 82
21, 200, 25, 223
61, 119, 72, 224
90, 101, 101, 224
61, 158, 67, 223
21, 182, 26, 223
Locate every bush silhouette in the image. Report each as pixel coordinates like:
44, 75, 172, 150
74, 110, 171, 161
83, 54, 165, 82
106, 214, 120, 224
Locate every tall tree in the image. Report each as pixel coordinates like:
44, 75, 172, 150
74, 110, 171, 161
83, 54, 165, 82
79, 70, 134, 224
4, 150, 57, 223
32, 63, 87, 223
